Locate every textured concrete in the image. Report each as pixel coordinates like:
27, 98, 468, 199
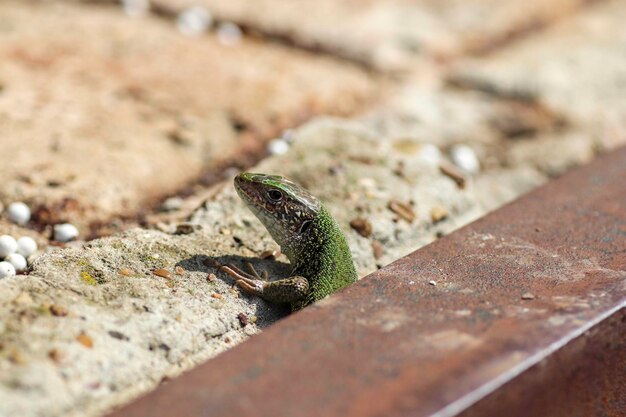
0, 0, 375, 233
155, 0, 593, 70
450, 0, 626, 165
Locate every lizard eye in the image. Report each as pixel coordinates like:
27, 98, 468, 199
267, 189, 283, 202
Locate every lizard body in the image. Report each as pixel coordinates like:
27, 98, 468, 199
218, 173, 357, 311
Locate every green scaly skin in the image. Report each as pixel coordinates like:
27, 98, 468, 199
217, 173, 357, 311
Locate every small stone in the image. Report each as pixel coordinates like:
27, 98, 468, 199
358, 177, 376, 188
49, 305, 68, 317
48, 349, 62, 363
217, 22, 243, 46
161, 197, 183, 212
350, 218, 372, 237
207, 273, 217, 282
174, 266, 185, 275
119, 268, 133, 276
372, 240, 384, 260
7, 202, 31, 225
430, 206, 448, 223
6, 253, 27, 272
211, 293, 222, 299
152, 269, 172, 279
260, 248, 280, 259
418, 144, 442, 165
521, 292, 535, 300
224, 336, 231, 343
267, 139, 289, 155
177, 6, 213, 36
429, 280, 437, 286
53, 223, 79, 242
76, 332, 94, 348
108, 330, 130, 341
0, 261, 16, 278
0, 235, 18, 258
387, 199, 415, 223
175, 223, 195, 235
16, 236, 37, 257
450, 144, 480, 174
122, 0, 150, 17
237, 312, 248, 327
249, 315, 258, 324
439, 163, 467, 189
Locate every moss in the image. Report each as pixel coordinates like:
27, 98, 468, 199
80, 271, 97, 285
76, 259, 107, 285
137, 242, 191, 269
110, 240, 128, 251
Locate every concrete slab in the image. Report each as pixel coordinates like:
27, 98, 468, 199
450, 0, 626, 155
154, 0, 593, 70
0, 0, 376, 234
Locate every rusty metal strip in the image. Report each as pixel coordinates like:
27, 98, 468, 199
108, 147, 626, 417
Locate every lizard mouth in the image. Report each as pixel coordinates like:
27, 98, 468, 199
234, 173, 268, 212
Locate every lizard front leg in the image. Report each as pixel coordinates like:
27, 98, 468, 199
216, 262, 309, 304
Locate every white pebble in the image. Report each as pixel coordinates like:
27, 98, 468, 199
450, 144, 480, 174
0, 261, 16, 278
0, 235, 17, 258
7, 202, 31, 225
6, 253, 27, 272
177, 6, 213, 36
267, 139, 289, 155
54, 223, 79, 242
161, 197, 183, 212
217, 22, 242, 46
16, 236, 37, 257
418, 144, 442, 166
122, 0, 150, 17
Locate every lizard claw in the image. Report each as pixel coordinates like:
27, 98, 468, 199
243, 262, 270, 281
217, 264, 267, 296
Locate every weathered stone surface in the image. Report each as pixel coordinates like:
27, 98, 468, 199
155, 0, 591, 70
0, 116, 548, 417
0, 226, 286, 417
0, 0, 376, 233
450, 0, 626, 154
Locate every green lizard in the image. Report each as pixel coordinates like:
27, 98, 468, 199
215, 172, 357, 311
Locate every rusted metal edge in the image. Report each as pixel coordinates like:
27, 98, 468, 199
108, 146, 626, 417
440, 302, 625, 417
459, 307, 625, 417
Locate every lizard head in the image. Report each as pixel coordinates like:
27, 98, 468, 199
234, 173, 321, 249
